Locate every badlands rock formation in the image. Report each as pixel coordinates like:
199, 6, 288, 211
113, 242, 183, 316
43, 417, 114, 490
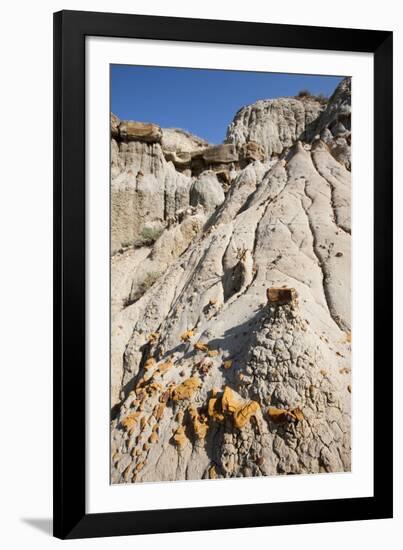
110, 78, 352, 483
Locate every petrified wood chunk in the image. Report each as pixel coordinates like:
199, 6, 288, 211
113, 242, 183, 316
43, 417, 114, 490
266, 287, 297, 305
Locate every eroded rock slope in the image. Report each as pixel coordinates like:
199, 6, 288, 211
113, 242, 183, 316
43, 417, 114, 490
110, 77, 352, 483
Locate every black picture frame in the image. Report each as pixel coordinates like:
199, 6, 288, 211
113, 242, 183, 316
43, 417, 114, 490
53, 9, 393, 540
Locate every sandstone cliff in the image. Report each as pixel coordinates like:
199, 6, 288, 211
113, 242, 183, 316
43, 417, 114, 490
110, 77, 352, 483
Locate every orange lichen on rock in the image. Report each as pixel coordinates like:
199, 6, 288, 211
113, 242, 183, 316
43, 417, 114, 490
180, 330, 194, 342
194, 342, 209, 352
121, 412, 142, 432
223, 359, 233, 369
172, 377, 201, 401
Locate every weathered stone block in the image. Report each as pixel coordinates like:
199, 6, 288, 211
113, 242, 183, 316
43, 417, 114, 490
119, 121, 163, 143
239, 140, 266, 165
201, 143, 238, 164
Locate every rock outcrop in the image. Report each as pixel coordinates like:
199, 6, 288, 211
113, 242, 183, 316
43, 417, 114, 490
110, 77, 352, 483
226, 96, 325, 158
307, 77, 351, 170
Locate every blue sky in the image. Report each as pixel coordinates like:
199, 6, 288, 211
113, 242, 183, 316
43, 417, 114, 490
111, 65, 344, 144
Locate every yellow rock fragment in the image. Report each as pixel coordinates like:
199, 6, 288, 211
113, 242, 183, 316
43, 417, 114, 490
267, 406, 289, 423
123, 465, 132, 482
194, 342, 209, 352
157, 359, 173, 375
172, 377, 201, 401
221, 386, 260, 428
140, 416, 147, 430
292, 407, 304, 422
207, 350, 219, 357
154, 402, 166, 421
173, 425, 188, 448
149, 432, 159, 444
267, 406, 304, 423
208, 397, 224, 422
121, 412, 141, 431
144, 357, 156, 370
221, 386, 244, 414
223, 360, 233, 369
147, 382, 163, 395
148, 332, 160, 344
135, 462, 144, 472
189, 405, 209, 439
181, 330, 194, 342
209, 465, 217, 479
233, 400, 260, 429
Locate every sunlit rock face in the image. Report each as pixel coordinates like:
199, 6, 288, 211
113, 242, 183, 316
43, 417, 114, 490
110, 77, 352, 483
225, 96, 325, 158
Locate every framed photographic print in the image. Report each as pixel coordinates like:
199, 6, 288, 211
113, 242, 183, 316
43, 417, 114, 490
53, 10, 393, 539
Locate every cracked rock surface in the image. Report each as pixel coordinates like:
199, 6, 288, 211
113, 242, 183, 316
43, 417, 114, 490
110, 77, 352, 483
